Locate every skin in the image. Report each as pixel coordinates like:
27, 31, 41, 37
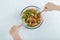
10, 2, 60, 40
10, 25, 22, 40
45, 2, 60, 11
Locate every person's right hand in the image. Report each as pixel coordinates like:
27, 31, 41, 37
45, 2, 57, 11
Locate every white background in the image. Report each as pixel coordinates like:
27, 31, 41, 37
0, 0, 60, 40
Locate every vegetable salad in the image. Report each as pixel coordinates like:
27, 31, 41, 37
22, 8, 42, 27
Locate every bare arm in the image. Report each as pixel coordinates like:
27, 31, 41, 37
55, 6, 60, 11
10, 25, 22, 40
45, 2, 60, 11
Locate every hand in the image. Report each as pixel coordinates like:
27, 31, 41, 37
45, 2, 57, 11
10, 25, 21, 35
10, 25, 22, 40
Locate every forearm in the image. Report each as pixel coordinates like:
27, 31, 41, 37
11, 33, 22, 40
54, 5, 60, 11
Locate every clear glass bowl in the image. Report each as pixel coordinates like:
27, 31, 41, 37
20, 6, 43, 29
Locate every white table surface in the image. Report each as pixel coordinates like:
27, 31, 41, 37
0, 0, 60, 40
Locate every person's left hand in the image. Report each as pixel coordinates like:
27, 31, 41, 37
10, 25, 22, 40
10, 25, 21, 35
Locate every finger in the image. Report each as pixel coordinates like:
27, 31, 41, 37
44, 7, 48, 11
45, 7, 48, 9
17, 24, 22, 28
17, 22, 25, 28
12, 25, 16, 28
11, 25, 16, 30
10, 25, 16, 33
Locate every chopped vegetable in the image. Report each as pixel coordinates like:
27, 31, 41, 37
22, 8, 42, 27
